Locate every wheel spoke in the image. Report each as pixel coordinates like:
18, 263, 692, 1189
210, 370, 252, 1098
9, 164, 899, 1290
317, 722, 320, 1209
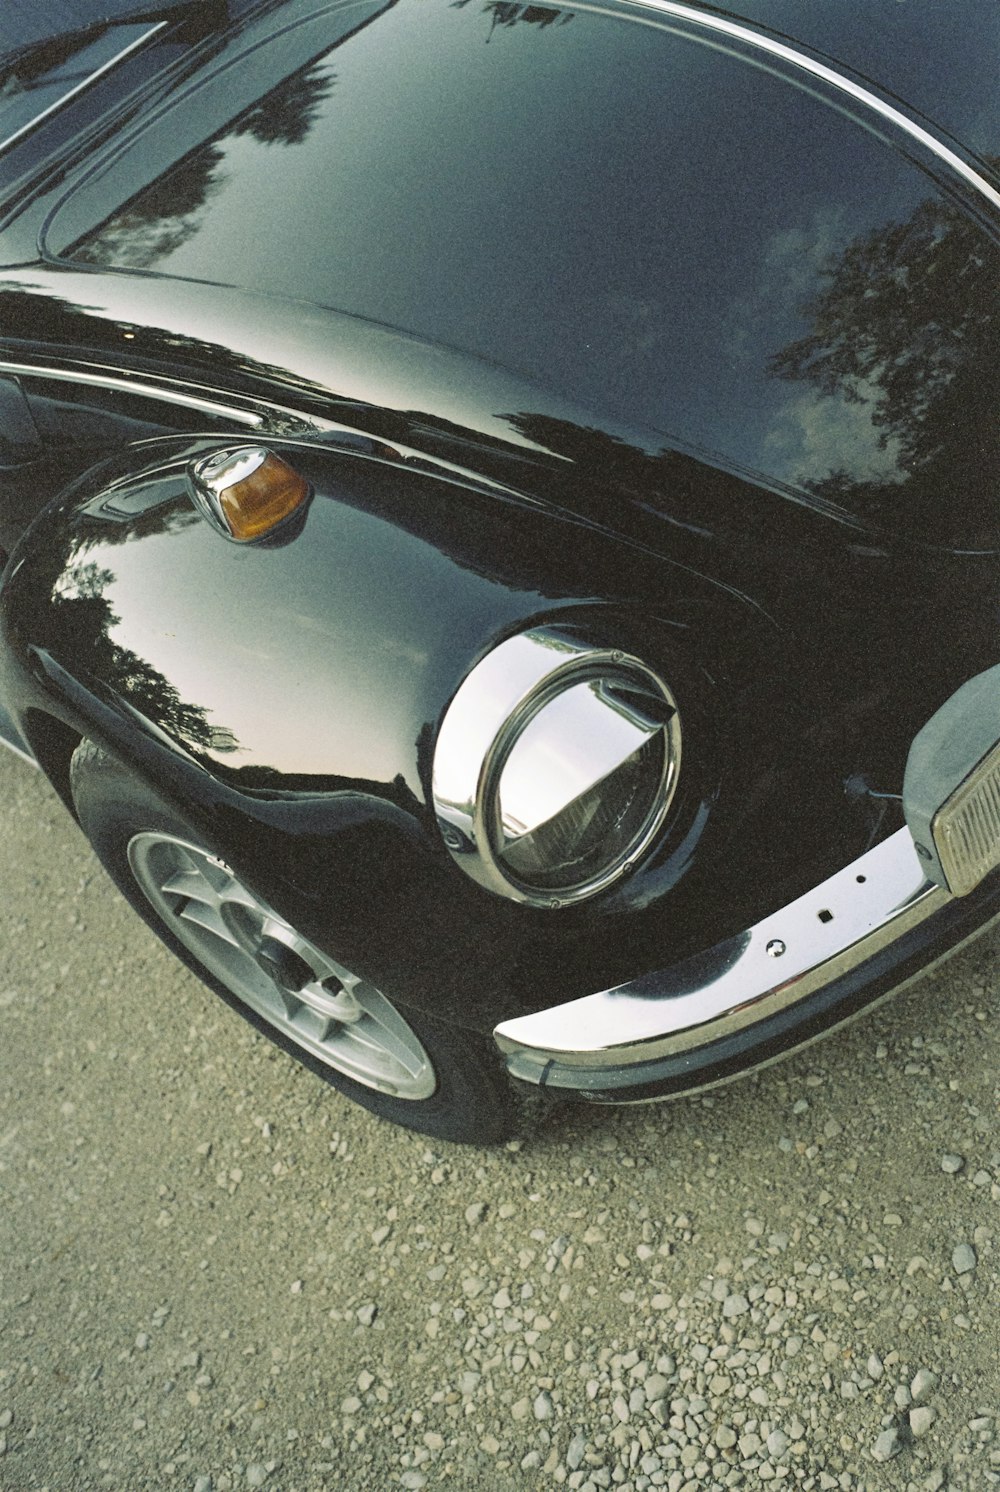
161, 867, 222, 908
127, 830, 436, 1100
273, 985, 305, 1023
177, 898, 243, 949
349, 999, 428, 1081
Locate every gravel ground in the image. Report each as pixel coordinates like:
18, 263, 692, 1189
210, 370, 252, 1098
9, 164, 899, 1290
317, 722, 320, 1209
1, 747, 998, 1492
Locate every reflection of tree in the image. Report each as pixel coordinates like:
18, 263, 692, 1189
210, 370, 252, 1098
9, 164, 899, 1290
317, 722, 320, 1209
39, 552, 239, 756
73, 146, 226, 270
71, 61, 337, 271
768, 185, 1000, 546
230, 62, 336, 147
450, 0, 572, 30
0, 282, 327, 434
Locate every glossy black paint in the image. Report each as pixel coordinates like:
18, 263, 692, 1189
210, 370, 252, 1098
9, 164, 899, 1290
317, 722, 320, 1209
1, 0, 998, 1036
0, 433, 799, 1029
36, 0, 1000, 555
725, 0, 1000, 171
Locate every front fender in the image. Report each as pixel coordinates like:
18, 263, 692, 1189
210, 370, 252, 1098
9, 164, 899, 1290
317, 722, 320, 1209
0, 434, 830, 1030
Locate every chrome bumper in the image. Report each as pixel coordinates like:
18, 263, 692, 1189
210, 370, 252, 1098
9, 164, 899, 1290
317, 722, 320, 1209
493, 827, 991, 1095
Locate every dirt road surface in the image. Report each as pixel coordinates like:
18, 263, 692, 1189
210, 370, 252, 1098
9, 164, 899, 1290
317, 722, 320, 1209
1, 748, 997, 1491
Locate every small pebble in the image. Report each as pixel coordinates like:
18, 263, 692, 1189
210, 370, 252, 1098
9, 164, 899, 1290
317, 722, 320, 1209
534, 1391, 553, 1421
873, 1427, 903, 1462
953, 1244, 977, 1274
911, 1368, 938, 1403
567, 1432, 587, 1470
910, 1406, 936, 1438
767, 1429, 789, 1459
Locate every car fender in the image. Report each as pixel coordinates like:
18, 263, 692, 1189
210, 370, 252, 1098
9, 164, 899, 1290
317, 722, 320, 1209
0, 434, 821, 1029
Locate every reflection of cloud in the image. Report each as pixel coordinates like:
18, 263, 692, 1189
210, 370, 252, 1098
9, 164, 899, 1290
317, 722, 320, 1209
763, 383, 904, 486
762, 209, 849, 303
726, 206, 851, 365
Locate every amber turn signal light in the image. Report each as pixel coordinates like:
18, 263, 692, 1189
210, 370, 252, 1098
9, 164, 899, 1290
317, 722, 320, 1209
188, 447, 310, 542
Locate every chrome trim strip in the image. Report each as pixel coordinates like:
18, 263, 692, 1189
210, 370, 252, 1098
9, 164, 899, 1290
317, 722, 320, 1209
0, 24, 168, 158
0, 360, 264, 427
494, 827, 951, 1075
0, 360, 555, 505
609, 0, 1000, 216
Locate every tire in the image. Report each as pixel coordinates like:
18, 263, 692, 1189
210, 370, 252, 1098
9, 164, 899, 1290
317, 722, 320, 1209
70, 740, 542, 1144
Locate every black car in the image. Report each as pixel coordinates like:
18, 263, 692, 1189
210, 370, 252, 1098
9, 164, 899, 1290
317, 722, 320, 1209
1, 0, 998, 1143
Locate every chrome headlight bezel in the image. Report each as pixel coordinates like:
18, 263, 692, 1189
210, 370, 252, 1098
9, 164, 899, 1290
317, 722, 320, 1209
432, 627, 681, 907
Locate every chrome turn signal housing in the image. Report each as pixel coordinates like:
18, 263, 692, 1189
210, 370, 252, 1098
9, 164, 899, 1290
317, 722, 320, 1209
432, 628, 681, 907
188, 446, 310, 542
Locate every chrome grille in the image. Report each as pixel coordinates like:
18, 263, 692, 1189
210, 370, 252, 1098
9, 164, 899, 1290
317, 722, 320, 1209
933, 740, 1000, 896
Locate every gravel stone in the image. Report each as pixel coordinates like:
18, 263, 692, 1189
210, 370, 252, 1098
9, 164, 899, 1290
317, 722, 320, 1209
910, 1406, 936, 1437
873, 1427, 903, 1462
534, 1391, 554, 1421
953, 1243, 978, 1273
567, 1432, 587, 1470
911, 1368, 938, 1402
940, 1154, 965, 1173
766, 1429, 789, 1460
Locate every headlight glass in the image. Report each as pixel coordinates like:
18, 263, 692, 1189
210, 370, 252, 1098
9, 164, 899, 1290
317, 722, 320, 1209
432, 630, 681, 907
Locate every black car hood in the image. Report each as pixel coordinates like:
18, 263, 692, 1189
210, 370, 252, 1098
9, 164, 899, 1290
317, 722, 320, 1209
30, 0, 997, 555
723, 0, 1000, 173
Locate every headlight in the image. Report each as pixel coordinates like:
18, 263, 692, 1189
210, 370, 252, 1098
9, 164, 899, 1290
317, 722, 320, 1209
432, 628, 681, 907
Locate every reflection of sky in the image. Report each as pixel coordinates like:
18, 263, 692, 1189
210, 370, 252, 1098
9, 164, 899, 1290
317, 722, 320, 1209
94, 496, 489, 787
56, 0, 946, 493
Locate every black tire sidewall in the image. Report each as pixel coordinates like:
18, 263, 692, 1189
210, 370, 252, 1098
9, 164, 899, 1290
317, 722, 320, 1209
70, 741, 534, 1144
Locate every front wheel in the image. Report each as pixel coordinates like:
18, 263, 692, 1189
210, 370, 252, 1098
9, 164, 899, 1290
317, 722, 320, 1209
70, 741, 541, 1143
